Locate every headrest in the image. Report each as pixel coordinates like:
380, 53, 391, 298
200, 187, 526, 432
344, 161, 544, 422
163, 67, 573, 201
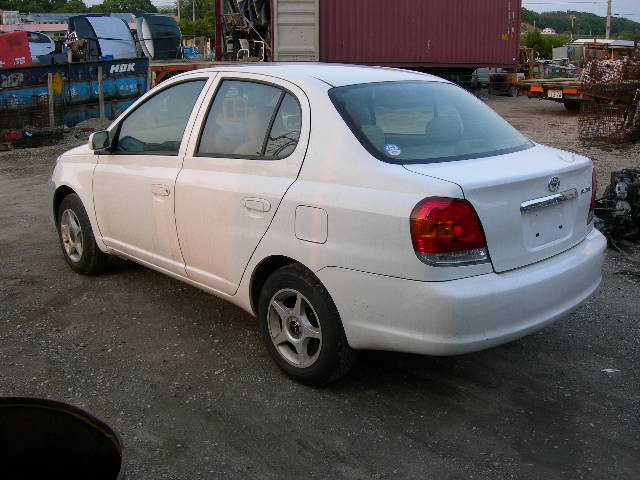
424, 116, 462, 142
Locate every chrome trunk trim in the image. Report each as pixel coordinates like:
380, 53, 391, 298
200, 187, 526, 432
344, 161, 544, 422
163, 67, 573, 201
520, 188, 577, 213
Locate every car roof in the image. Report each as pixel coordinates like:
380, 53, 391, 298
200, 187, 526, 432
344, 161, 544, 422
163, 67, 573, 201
190, 62, 446, 88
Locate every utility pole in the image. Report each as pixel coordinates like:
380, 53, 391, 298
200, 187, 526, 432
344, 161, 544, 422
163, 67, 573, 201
606, 0, 612, 39
569, 14, 576, 41
193, 0, 196, 22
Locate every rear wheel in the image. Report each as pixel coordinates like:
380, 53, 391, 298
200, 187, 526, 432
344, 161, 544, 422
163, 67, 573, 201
258, 264, 357, 386
57, 193, 108, 275
508, 85, 518, 97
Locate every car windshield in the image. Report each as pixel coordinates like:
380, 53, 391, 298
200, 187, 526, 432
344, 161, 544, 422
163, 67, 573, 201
329, 80, 533, 164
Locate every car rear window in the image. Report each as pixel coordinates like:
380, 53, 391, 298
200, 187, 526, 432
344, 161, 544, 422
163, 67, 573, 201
329, 81, 533, 164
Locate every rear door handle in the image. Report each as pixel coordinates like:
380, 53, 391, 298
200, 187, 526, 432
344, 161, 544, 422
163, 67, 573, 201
244, 197, 271, 212
151, 184, 170, 197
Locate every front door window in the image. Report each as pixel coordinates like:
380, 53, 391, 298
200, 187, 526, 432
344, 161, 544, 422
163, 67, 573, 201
113, 80, 206, 155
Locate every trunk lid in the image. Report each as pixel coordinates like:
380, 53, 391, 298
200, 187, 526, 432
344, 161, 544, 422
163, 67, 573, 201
403, 144, 594, 272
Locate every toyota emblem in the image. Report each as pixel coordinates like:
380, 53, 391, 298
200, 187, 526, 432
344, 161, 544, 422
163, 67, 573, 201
548, 176, 560, 192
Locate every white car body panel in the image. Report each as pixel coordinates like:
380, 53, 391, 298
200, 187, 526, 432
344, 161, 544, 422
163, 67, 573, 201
92, 74, 214, 275
175, 72, 312, 295
404, 143, 594, 272
49, 63, 606, 357
317, 228, 605, 354
49, 144, 106, 252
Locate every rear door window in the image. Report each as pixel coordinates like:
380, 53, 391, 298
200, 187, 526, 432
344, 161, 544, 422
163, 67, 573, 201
196, 80, 302, 159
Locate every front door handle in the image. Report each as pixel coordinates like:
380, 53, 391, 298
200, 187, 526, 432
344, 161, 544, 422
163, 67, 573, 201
244, 197, 271, 212
151, 184, 170, 197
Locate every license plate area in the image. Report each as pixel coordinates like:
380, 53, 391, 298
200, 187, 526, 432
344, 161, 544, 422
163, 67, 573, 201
522, 202, 572, 250
547, 89, 563, 99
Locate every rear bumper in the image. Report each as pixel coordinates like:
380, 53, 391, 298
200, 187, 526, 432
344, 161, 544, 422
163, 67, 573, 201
317, 228, 606, 355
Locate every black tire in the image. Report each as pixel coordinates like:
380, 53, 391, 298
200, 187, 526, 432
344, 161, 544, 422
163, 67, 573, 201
564, 100, 581, 113
258, 264, 357, 386
56, 193, 108, 275
508, 85, 518, 97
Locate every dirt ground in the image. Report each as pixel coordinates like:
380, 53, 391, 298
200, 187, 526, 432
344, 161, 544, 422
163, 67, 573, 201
1, 94, 638, 479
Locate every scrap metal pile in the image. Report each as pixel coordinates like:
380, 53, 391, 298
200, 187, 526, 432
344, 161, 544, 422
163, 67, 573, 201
595, 169, 640, 245
578, 57, 640, 144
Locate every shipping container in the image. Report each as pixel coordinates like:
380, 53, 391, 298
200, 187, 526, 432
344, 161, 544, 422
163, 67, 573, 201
318, 0, 520, 69
218, 0, 520, 75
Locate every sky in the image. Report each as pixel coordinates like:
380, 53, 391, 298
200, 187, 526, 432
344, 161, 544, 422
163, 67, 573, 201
522, 0, 639, 21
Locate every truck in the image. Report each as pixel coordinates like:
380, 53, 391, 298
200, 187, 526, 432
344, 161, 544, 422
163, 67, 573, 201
517, 78, 586, 113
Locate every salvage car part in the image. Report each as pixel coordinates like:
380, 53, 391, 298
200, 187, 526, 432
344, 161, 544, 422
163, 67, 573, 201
595, 168, 640, 243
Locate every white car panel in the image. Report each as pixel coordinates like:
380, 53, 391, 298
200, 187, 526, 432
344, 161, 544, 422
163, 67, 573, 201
50, 63, 606, 364
404, 143, 594, 272
49, 144, 106, 251
317, 228, 605, 355
93, 74, 214, 274
175, 72, 312, 295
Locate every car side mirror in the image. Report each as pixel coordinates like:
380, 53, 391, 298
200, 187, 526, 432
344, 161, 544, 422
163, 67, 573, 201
89, 130, 111, 151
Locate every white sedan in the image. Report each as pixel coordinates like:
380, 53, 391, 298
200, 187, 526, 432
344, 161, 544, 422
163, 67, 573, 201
49, 64, 606, 385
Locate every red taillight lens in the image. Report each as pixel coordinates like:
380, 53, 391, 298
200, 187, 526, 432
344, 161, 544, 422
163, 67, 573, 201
410, 197, 489, 265
588, 169, 596, 223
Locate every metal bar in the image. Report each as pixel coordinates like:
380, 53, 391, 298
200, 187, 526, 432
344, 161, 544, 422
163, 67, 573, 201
520, 189, 578, 213
98, 66, 105, 121
47, 72, 54, 128
214, 0, 222, 61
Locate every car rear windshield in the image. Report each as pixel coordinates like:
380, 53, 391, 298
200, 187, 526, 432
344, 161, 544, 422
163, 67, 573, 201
329, 81, 533, 164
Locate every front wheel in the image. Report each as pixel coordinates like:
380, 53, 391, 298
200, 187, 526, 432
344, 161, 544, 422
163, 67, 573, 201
258, 264, 357, 386
57, 193, 108, 275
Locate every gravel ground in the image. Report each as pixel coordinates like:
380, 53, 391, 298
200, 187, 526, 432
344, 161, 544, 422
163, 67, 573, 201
0, 94, 638, 479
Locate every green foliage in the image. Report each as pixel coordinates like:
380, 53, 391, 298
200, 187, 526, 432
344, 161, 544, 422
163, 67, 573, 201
0, 0, 157, 13
57, 0, 88, 12
175, 0, 211, 21
98, 0, 157, 13
179, 17, 212, 37
521, 31, 570, 59
175, 0, 214, 36
521, 7, 640, 39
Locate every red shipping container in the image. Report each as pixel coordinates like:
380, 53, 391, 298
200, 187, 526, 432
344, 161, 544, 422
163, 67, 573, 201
319, 0, 521, 69
0, 31, 32, 69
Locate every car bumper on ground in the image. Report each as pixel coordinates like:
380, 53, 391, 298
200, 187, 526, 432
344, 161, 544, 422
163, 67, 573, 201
317, 228, 606, 356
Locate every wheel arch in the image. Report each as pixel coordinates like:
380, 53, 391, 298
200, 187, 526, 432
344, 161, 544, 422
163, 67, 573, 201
249, 255, 301, 315
53, 185, 76, 221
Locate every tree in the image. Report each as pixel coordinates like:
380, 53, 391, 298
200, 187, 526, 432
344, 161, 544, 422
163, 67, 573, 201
97, 0, 157, 13
53, 0, 89, 12
179, 17, 213, 37
521, 31, 569, 59
175, 0, 212, 20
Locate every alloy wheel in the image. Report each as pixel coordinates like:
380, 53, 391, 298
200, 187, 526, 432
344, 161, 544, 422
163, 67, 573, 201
267, 288, 322, 368
60, 209, 83, 262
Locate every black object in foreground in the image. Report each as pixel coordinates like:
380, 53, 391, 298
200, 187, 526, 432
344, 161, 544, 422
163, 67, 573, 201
0, 397, 124, 480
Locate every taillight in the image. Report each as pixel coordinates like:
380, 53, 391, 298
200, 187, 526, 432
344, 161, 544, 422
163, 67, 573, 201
410, 197, 489, 266
588, 168, 596, 224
